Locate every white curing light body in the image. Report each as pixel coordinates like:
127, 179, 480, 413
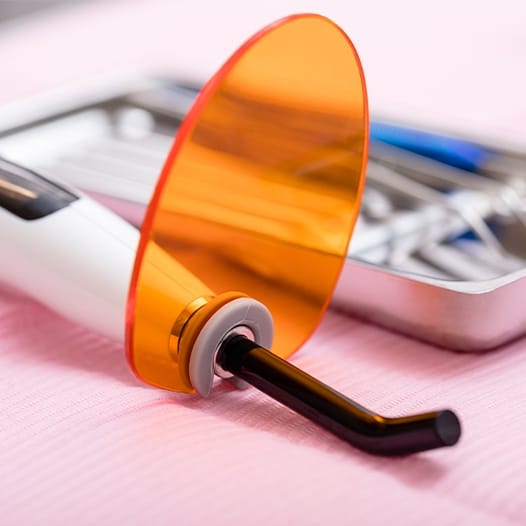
0, 195, 138, 342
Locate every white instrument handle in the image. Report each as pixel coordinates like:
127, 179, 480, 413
0, 159, 138, 342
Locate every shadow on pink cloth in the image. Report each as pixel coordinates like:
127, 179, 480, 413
0, 286, 137, 387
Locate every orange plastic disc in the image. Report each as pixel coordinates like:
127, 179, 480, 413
126, 13, 369, 392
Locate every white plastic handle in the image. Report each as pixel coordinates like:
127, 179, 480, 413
0, 195, 138, 341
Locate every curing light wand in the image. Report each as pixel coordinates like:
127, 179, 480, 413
0, 157, 461, 456
0, 14, 462, 456
217, 335, 460, 455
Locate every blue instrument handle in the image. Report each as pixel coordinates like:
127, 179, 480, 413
370, 121, 492, 172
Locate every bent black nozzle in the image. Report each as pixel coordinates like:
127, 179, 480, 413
218, 335, 461, 456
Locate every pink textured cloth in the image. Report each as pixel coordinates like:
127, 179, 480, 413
1, 2, 526, 524
2, 286, 526, 525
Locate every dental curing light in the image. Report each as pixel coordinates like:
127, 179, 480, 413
0, 14, 461, 455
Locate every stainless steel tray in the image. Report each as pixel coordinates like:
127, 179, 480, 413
1, 76, 525, 351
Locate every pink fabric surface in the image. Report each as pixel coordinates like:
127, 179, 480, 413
2, 287, 526, 525
1, 2, 526, 524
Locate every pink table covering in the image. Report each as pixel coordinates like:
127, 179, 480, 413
1, 2, 526, 524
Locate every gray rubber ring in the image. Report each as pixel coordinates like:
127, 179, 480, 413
188, 298, 274, 397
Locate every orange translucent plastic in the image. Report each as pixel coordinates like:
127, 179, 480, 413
126, 13, 369, 392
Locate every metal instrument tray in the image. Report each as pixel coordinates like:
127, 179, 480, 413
1, 76, 525, 351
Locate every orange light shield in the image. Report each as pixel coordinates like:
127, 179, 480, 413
126, 14, 369, 392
